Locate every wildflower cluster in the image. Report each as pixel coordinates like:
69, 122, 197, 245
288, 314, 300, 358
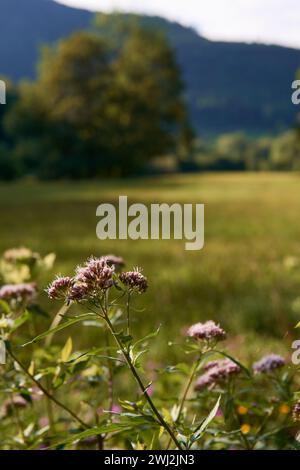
0, 282, 37, 307
47, 257, 114, 303
195, 359, 241, 390
47, 276, 73, 300
47, 257, 149, 304
253, 354, 286, 374
187, 320, 226, 342
119, 268, 148, 294
1, 247, 300, 451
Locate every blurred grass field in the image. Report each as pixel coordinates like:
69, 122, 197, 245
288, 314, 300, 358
1, 172, 300, 360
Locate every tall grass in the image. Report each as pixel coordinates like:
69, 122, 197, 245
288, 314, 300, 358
0, 172, 299, 359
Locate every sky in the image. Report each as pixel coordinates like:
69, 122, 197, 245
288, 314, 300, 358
57, 0, 300, 49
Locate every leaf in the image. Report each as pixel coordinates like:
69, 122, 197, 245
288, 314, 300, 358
118, 400, 136, 412
74, 354, 124, 365
132, 349, 148, 367
159, 363, 190, 375
162, 408, 173, 425
42, 253, 56, 270
295, 321, 300, 328
47, 423, 133, 449
171, 404, 180, 422
44, 304, 70, 347
33, 366, 57, 380
135, 441, 146, 450
191, 396, 221, 442
0, 300, 10, 314
82, 320, 103, 328
28, 360, 35, 376
11, 310, 30, 332
68, 346, 117, 362
61, 337, 72, 362
132, 326, 161, 350
22, 314, 98, 346
23, 422, 34, 438
115, 331, 133, 345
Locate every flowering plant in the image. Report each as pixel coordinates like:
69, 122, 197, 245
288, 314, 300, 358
0, 248, 300, 450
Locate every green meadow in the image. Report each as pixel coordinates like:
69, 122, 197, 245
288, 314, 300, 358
1, 172, 300, 360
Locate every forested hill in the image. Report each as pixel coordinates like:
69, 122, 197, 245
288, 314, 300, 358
1, 0, 299, 135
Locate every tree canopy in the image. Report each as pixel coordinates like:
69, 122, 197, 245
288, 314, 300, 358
5, 27, 191, 179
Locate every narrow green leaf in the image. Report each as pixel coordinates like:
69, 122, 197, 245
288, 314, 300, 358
60, 337, 73, 362
22, 314, 98, 346
0, 300, 10, 314
11, 310, 30, 332
47, 423, 133, 449
191, 395, 221, 442
132, 326, 161, 350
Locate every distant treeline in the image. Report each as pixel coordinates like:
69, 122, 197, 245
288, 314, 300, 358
189, 131, 300, 172
0, 19, 300, 180
0, 23, 192, 180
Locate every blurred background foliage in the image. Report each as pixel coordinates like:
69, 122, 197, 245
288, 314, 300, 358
0, 173, 300, 361
2, 23, 191, 179
0, 8, 300, 180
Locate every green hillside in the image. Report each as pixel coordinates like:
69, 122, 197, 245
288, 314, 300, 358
0, 1, 299, 135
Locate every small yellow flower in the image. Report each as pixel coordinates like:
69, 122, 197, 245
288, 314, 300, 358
237, 405, 248, 415
279, 404, 290, 415
240, 424, 251, 435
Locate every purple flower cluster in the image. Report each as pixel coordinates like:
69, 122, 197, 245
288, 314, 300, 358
0, 283, 37, 303
68, 283, 91, 302
292, 400, 300, 422
195, 359, 241, 391
203, 360, 220, 371
187, 321, 226, 342
47, 255, 149, 305
47, 257, 115, 303
47, 276, 73, 300
253, 354, 286, 374
75, 257, 115, 291
119, 268, 148, 293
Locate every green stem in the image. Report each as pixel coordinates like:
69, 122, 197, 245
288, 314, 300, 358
240, 428, 251, 450
166, 359, 199, 449
177, 361, 199, 421
45, 375, 55, 433
126, 292, 131, 336
7, 347, 89, 430
103, 313, 183, 450
105, 331, 114, 413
